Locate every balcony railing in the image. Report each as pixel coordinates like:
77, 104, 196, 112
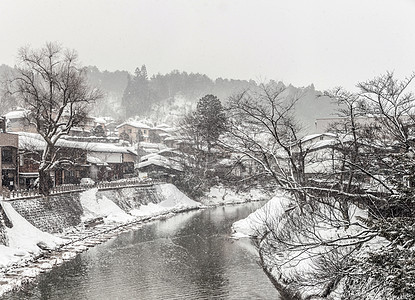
0, 177, 156, 200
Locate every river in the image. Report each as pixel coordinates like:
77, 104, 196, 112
2, 202, 281, 299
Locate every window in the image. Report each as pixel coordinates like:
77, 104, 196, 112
1, 149, 13, 163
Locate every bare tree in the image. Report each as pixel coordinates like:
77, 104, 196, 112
224, 83, 308, 203
228, 74, 415, 298
319, 74, 415, 298
6, 42, 102, 195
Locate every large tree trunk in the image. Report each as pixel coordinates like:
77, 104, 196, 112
39, 169, 53, 196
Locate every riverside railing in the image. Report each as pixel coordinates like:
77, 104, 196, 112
1, 178, 156, 200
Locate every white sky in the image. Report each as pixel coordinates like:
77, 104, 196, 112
0, 0, 414, 91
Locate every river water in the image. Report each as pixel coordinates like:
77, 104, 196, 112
3, 202, 280, 300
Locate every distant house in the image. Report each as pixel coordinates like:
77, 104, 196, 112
18, 132, 137, 187
116, 121, 152, 143
151, 124, 179, 144
291, 133, 337, 153
87, 142, 137, 181
288, 132, 362, 176
153, 123, 175, 135
138, 147, 183, 179
164, 136, 182, 149
68, 126, 91, 137
138, 142, 167, 154
138, 155, 182, 180
104, 118, 118, 137
288, 133, 338, 175
216, 152, 260, 178
68, 116, 108, 137
4, 108, 36, 133
18, 132, 89, 187
93, 117, 107, 131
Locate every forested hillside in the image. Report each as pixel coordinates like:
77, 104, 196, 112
1, 63, 337, 132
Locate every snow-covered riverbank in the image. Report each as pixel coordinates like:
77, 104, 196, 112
231, 191, 389, 300
0, 183, 201, 297
200, 185, 271, 206
0, 183, 272, 297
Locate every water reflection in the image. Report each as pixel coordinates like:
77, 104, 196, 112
3, 202, 280, 300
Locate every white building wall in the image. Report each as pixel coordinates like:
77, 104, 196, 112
91, 152, 123, 164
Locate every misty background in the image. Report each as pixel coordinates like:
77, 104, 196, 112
1, 0, 414, 131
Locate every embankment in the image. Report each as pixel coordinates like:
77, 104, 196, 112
1, 184, 169, 237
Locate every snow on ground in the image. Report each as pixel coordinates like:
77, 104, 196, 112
129, 202, 168, 217
157, 183, 199, 207
0, 245, 26, 268
232, 191, 292, 237
0, 202, 64, 267
130, 183, 200, 217
201, 185, 270, 205
80, 188, 134, 223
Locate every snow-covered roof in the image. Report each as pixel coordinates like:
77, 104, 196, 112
70, 127, 90, 132
93, 117, 107, 124
138, 156, 183, 172
154, 123, 171, 129
153, 124, 176, 133
4, 109, 28, 120
159, 133, 171, 137
139, 142, 167, 151
17, 132, 45, 151
87, 155, 109, 166
140, 148, 180, 163
301, 133, 336, 143
140, 154, 168, 163
157, 148, 180, 156
116, 121, 151, 129
125, 146, 138, 156
17, 132, 135, 154
306, 139, 336, 151
304, 134, 357, 152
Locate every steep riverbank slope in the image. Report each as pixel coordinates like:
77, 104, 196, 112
232, 192, 387, 300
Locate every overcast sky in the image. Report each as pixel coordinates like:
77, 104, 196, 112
0, 0, 414, 91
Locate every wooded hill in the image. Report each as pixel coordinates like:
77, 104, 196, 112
1, 63, 337, 132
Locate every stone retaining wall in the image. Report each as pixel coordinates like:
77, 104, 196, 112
3, 185, 165, 234
10, 193, 84, 234
97, 186, 164, 211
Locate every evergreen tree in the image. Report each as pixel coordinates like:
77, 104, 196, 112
140, 64, 148, 80
121, 64, 151, 118
119, 131, 131, 143
92, 125, 106, 137
194, 94, 227, 152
